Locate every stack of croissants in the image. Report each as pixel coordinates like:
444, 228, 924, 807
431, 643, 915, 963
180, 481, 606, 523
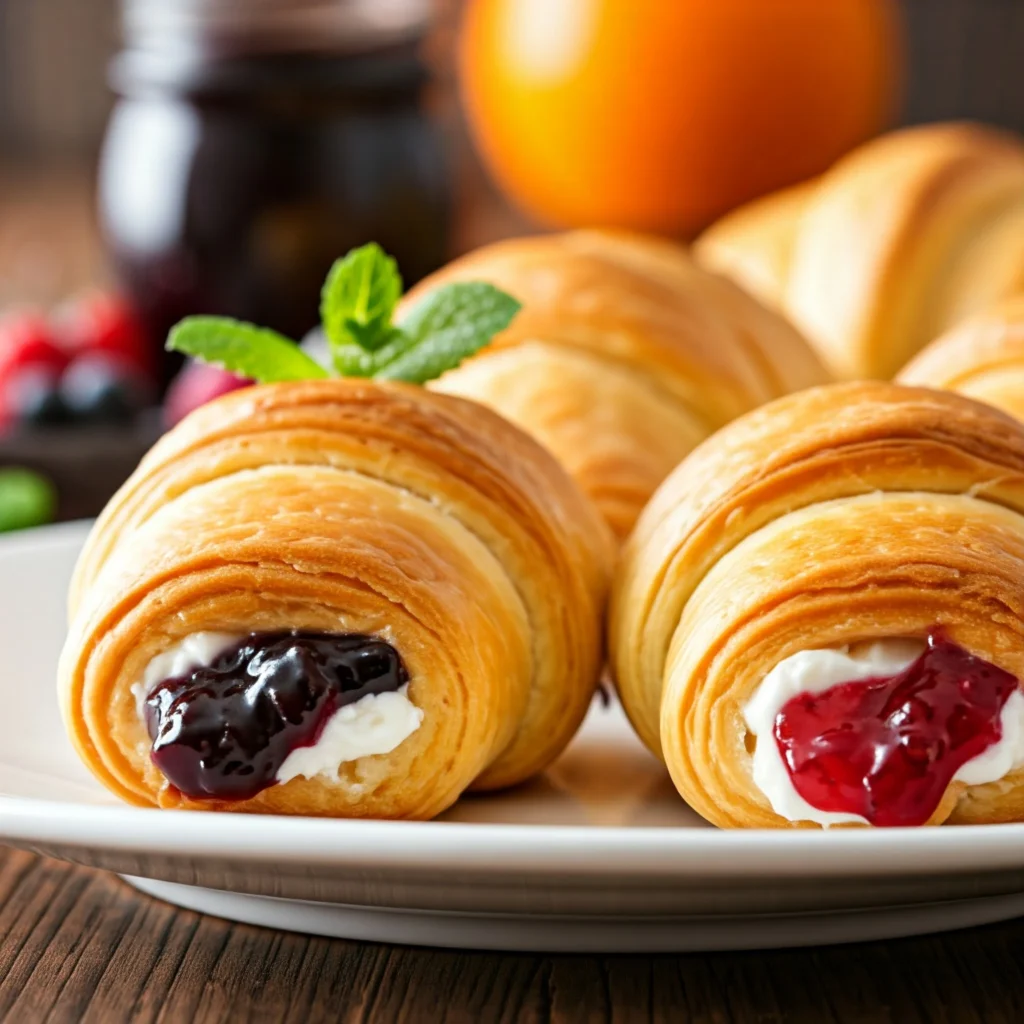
61, 121, 1024, 830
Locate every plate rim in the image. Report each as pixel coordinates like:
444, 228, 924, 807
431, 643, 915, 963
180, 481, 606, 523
5, 794, 1024, 879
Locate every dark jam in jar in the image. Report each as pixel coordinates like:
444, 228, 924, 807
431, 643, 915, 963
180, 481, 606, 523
99, 1, 449, 385
144, 631, 409, 801
774, 634, 1020, 826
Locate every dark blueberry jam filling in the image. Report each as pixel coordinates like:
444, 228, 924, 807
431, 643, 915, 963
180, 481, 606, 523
774, 634, 1020, 827
144, 631, 408, 801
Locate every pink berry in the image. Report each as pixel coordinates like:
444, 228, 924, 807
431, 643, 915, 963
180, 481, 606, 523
164, 361, 250, 427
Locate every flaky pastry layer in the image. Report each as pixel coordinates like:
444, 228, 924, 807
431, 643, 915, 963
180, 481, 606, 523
899, 297, 1024, 422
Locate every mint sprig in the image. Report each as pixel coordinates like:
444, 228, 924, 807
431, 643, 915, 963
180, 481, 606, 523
167, 243, 521, 387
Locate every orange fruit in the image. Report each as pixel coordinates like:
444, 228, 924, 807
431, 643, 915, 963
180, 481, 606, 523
458, 0, 902, 236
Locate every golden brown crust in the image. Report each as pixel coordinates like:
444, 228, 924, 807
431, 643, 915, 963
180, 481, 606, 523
696, 123, 1024, 380
692, 181, 815, 312
402, 230, 828, 538
898, 297, 1024, 421
610, 381, 1024, 828
61, 379, 613, 817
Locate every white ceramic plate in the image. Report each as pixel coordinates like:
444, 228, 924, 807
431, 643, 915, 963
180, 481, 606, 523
4, 522, 1024, 952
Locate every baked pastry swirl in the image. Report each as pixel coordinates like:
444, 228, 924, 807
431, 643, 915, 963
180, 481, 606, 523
696, 122, 1024, 380
61, 379, 613, 818
403, 230, 828, 539
611, 381, 1024, 828
898, 297, 1024, 421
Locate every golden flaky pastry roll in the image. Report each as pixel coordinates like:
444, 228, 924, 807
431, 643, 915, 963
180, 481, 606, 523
898, 297, 1024, 420
611, 381, 1024, 829
400, 230, 827, 539
60, 379, 613, 819
696, 123, 1024, 380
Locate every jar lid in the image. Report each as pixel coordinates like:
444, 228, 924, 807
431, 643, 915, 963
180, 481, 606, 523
122, 0, 432, 57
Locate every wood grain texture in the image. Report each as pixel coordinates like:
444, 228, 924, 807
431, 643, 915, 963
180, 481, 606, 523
2, 849, 1024, 1023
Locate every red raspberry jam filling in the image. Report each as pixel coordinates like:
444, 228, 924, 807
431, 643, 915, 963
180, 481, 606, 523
145, 631, 408, 802
774, 634, 1020, 827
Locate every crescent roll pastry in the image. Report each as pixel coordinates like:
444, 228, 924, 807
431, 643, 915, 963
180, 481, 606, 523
611, 381, 1024, 828
898, 297, 1024, 421
400, 230, 828, 539
60, 379, 613, 819
696, 123, 1024, 380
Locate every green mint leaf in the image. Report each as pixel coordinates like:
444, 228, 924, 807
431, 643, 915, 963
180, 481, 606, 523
320, 243, 403, 353
0, 468, 56, 533
374, 282, 520, 385
167, 317, 329, 383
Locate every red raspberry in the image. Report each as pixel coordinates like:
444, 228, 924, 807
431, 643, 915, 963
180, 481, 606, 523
0, 310, 68, 382
0, 311, 69, 427
55, 291, 153, 379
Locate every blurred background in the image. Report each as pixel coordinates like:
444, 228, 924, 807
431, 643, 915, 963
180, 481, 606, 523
0, 0, 1022, 527
1, 0, 1022, 309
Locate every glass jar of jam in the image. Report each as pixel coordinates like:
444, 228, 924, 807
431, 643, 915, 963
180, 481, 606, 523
99, 0, 450, 384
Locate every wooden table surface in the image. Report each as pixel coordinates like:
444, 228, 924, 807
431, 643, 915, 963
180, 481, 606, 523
1, 847, 1022, 1023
